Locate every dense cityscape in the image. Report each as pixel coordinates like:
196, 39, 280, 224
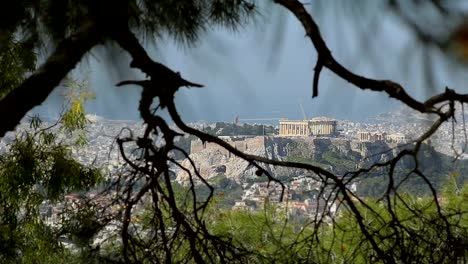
0, 106, 466, 239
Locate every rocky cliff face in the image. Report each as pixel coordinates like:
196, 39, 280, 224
176, 136, 280, 183
175, 136, 396, 183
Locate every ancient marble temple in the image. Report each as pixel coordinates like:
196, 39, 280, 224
279, 117, 337, 137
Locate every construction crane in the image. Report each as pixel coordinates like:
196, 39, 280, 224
299, 101, 308, 120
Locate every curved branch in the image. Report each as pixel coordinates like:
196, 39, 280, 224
313, 57, 323, 97
274, 0, 441, 114
164, 99, 393, 261
111, 27, 203, 88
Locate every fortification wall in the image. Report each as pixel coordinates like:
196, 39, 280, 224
190, 136, 267, 155
244, 136, 266, 151
180, 135, 398, 183
190, 140, 230, 156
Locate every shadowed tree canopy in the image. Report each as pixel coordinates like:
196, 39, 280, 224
0, 0, 257, 136
2, 0, 468, 135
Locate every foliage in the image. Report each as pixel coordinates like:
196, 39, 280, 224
286, 155, 331, 171
0, 39, 36, 99
357, 145, 468, 197
320, 151, 356, 174
208, 206, 312, 263
208, 174, 244, 208
118, 178, 468, 263
121, 182, 314, 263
204, 122, 278, 136
320, 177, 468, 264
0, 128, 102, 262
0, 0, 257, 62
286, 142, 468, 198
59, 77, 96, 147
0, 77, 102, 263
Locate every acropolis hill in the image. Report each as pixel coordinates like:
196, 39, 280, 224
190, 136, 268, 156
174, 115, 419, 182
177, 135, 403, 182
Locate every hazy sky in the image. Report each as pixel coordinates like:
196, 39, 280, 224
36, 2, 468, 123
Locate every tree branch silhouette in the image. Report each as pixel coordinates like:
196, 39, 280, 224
0, 20, 102, 137
274, 0, 468, 116
272, 1, 467, 262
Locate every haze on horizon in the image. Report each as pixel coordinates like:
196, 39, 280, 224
35, 2, 468, 123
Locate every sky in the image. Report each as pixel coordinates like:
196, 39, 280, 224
36, 2, 468, 123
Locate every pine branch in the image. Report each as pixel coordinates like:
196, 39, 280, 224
0, 21, 103, 137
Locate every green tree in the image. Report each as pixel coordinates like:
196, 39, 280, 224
0, 79, 103, 263
208, 205, 311, 263
320, 178, 468, 263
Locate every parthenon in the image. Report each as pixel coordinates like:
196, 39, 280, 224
279, 117, 337, 137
